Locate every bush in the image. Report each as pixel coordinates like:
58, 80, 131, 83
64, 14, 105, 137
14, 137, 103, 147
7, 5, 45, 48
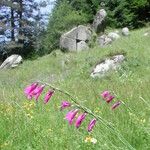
105, 0, 150, 28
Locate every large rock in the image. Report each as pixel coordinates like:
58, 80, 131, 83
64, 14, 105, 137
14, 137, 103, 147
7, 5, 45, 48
122, 27, 130, 36
0, 54, 23, 69
60, 25, 92, 51
77, 41, 89, 51
91, 55, 125, 78
62, 27, 78, 40
108, 32, 120, 41
92, 9, 107, 33
97, 35, 112, 46
60, 36, 76, 51
77, 25, 92, 41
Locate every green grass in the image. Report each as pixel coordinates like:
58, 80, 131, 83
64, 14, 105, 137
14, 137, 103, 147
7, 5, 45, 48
0, 27, 150, 150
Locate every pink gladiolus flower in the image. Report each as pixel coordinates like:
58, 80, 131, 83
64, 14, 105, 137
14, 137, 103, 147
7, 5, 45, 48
101, 91, 110, 99
44, 90, 54, 104
60, 101, 71, 110
111, 101, 121, 110
24, 83, 38, 99
65, 109, 78, 125
88, 119, 97, 132
106, 95, 115, 103
75, 113, 87, 128
32, 85, 45, 101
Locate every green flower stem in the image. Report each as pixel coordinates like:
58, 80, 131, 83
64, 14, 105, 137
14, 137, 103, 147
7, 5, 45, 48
38, 80, 135, 150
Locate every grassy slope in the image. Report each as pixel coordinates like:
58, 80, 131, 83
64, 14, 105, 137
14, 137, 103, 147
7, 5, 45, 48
0, 28, 150, 150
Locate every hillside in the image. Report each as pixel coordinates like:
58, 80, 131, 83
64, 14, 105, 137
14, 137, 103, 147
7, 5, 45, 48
0, 27, 150, 150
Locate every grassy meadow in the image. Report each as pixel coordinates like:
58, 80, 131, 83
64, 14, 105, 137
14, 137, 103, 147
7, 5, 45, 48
0, 27, 150, 150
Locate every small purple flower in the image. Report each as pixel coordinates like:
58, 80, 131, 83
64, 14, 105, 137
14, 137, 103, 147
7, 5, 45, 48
111, 101, 121, 110
44, 90, 54, 104
60, 101, 71, 110
65, 109, 78, 125
88, 119, 96, 132
75, 113, 87, 128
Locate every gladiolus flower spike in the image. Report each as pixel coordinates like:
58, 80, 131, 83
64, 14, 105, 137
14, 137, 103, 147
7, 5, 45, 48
24, 82, 123, 133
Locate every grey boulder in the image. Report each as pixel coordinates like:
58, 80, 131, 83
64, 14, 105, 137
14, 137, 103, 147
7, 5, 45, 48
122, 27, 130, 36
108, 32, 120, 41
60, 36, 76, 52
91, 55, 125, 78
97, 35, 112, 46
60, 25, 92, 51
0, 54, 23, 69
92, 9, 107, 33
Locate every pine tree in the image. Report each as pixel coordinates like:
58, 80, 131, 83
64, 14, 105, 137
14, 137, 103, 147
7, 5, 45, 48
0, 0, 48, 57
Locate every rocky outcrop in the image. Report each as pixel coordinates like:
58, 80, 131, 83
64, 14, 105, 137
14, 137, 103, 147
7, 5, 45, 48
91, 55, 125, 78
0, 54, 23, 69
92, 9, 107, 33
60, 25, 92, 52
97, 31, 120, 47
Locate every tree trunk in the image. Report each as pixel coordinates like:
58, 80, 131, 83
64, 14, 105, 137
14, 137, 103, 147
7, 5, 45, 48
11, 6, 15, 41
18, 0, 23, 44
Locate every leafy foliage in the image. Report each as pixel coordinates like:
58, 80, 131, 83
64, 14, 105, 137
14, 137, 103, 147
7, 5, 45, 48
105, 0, 150, 28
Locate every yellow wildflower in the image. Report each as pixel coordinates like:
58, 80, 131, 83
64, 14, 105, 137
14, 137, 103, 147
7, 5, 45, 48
84, 136, 97, 144
85, 136, 92, 143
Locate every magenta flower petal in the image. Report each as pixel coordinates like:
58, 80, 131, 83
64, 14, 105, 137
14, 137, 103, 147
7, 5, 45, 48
65, 109, 78, 125
88, 118, 96, 132
106, 95, 115, 103
75, 113, 87, 128
111, 101, 121, 110
24, 83, 38, 99
32, 85, 45, 101
44, 90, 54, 104
27, 95, 32, 100
101, 91, 110, 99
60, 101, 71, 110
